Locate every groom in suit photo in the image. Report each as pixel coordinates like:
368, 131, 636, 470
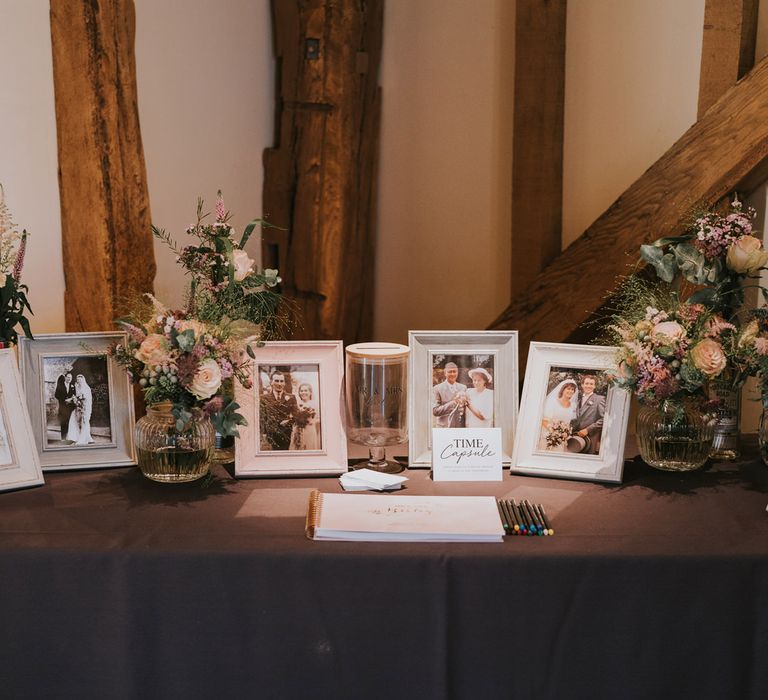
54, 370, 76, 441
571, 374, 605, 454
432, 361, 468, 428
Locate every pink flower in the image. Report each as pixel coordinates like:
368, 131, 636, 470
705, 316, 736, 338
651, 321, 686, 343
135, 334, 170, 367
690, 339, 727, 377
215, 190, 226, 222
755, 337, 768, 356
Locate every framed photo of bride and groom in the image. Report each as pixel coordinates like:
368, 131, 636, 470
512, 342, 631, 483
19, 333, 136, 471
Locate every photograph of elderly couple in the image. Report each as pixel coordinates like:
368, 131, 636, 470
538, 367, 607, 455
432, 354, 496, 428
258, 364, 322, 452
43, 355, 113, 449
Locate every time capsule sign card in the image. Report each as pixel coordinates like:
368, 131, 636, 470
431, 427, 503, 482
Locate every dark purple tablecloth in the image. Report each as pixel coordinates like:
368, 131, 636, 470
2, 448, 768, 699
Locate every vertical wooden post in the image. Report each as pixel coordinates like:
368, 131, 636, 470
698, 0, 759, 117
510, 0, 567, 299
263, 0, 382, 344
50, 0, 155, 332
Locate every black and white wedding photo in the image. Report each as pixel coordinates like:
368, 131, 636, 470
42, 355, 113, 449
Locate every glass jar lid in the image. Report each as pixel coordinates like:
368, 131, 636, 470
345, 342, 410, 361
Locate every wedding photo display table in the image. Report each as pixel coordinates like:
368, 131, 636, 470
2, 445, 768, 700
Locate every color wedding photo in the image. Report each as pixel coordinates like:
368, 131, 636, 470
537, 366, 607, 455
42, 355, 113, 449
258, 364, 322, 452
431, 354, 495, 429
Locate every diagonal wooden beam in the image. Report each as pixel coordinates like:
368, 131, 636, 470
511, 0, 566, 298
698, 0, 759, 117
50, 0, 155, 332
490, 55, 768, 364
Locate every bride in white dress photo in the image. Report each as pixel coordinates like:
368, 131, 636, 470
538, 378, 578, 451
66, 374, 94, 446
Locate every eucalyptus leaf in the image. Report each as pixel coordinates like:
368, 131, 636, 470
640, 244, 677, 282
674, 242, 708, 285
175, 329, 196, 352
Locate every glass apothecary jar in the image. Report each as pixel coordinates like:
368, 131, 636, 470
134, 401, 215, 483
636, 400, 715, 472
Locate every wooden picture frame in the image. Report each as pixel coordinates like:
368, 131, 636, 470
512, 341, 631, 483
235, 341, 347, 477
0, 349, 44, 492
19, 333, 136, 470
408, 330, 519, 468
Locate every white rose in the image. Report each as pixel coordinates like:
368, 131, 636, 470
726, 236, 768, 274
189, 359, 222, 400
232, 248, 255, 282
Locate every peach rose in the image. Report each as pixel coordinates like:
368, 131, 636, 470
176, 319, 207, 339
726, 236, 768, 274
135, 334, 170, 366
651, 321, 686, 343
232, 249, 255, 282
690, 339, 727, 377
189, 359, 222, 399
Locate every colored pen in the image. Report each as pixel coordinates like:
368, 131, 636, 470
523, 501, 543, 535
497, 500, 511, 534
518, 501, 536, 535
510, 499, 527, 535
536, 503, 554, 536
502, 500, 519, 534
525, 500, 545, 535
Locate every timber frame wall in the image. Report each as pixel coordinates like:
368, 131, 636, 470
493, 0, 765, 368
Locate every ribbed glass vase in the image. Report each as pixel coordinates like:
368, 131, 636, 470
758, 410, 768, 467
636, 400, 714, 472
134, 401, 215, 483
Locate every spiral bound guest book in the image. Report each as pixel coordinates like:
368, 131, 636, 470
305, 490, 505, 542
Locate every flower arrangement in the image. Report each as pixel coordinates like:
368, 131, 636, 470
640, 196, 767, 314
605, 278, 734, 405
110, 296, 252, 435
0, 185, 33, 345
153, 191, 281, 336
545, 420, 572, 449
728, 309, 768, 408
110, 191, 282, 436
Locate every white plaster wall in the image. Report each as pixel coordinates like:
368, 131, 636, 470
373, 0, 514, 343
134, 0, 274, 311
0, 0, 65, 333
562, 0, 705, 247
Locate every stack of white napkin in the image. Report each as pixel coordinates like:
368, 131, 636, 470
339, 468, 409, 492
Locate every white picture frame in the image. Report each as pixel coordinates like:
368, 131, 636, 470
19, 333, 136, 470
512, 341, 630, 483
235, 341, 347, 477
408, 330, 519, 468
0, 349, 44, 492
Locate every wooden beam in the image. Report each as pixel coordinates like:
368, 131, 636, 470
511, 0, 567, 298
490, 55, 768, 366
50, 0, 155, 332
698, 0, 759, 117
263, 0, 382, 344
